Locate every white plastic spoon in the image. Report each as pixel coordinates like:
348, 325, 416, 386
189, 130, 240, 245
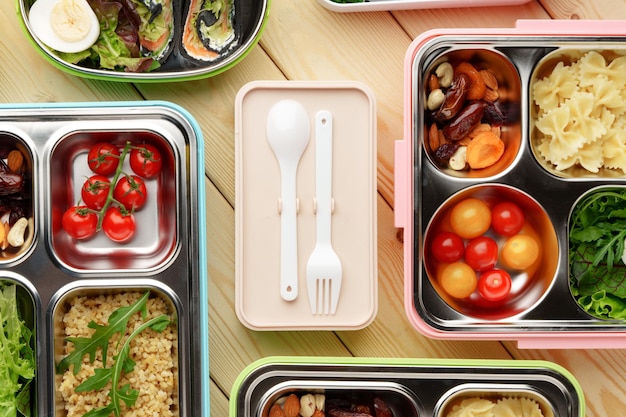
266, 99, 311, 301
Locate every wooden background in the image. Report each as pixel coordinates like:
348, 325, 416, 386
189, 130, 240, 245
2, 0, 626, 416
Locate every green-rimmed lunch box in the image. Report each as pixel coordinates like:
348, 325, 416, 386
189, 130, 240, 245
230, 356, 585, 417
16, 0, 269, 82
0, 100, 209, 416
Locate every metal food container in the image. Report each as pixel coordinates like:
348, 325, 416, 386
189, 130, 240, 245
394, 19, 626, 348
316, 0, 531, 13
0, 101, 208, 416
229, 357, 585, 417
16, 0, 269, 82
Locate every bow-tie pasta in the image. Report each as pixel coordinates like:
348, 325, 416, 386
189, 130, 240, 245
532, 50, 626, 174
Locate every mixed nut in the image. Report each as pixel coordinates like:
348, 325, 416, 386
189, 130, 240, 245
269, 393, 394, 417
425, 60, 506, 171
0, 145, 32, 253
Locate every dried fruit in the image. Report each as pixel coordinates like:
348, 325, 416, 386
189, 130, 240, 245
443, 100, 487, 141
455, 62, 487, 100
7, 150, 24, 173
466, 131, 505, 169
434, 73, 470, 122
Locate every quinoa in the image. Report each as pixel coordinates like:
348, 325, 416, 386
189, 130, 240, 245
58, 292, 177, 417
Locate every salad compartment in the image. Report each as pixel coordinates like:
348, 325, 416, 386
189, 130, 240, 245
230, 358, 584, 417
0, 102, 208, 417
404, 33, 626, 340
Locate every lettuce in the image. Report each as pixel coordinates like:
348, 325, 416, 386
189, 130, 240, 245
0, 285, 35, 417
569, 189, 626, 319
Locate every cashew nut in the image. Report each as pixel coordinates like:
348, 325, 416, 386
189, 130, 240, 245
449, 146, 467, 171
435, 62, 454, 88
314, 394, 325, 411
426, 88, 445, 111
299, 394, 316, 417
7, 217, 28, 247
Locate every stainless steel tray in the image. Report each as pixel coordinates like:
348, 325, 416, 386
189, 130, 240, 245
0, 101, 208, 416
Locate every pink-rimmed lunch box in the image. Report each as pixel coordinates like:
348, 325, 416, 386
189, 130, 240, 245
395, 20, 626, 349
316, 0, 531, 12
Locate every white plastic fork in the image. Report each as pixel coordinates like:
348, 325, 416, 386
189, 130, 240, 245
306, 110, 343, 315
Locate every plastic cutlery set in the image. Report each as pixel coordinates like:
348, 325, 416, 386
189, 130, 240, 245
235, 80, 377, 330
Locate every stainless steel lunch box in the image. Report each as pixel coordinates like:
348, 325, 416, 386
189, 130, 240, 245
0, 101, 208, 416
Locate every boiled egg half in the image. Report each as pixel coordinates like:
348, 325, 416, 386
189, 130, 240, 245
29, 0, 100, 53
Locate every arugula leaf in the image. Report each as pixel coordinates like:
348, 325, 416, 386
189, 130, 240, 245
57, 291, 150, 374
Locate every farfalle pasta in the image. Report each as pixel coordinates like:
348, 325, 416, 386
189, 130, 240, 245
532, 50, 626, 174
445, 396, 546, 417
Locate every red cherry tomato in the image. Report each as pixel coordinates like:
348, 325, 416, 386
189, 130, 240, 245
465, 236, 498, 271
114, 175, 147, 211
478, 269, 512, 302
87, 142, 120, 176
491, 201, 525, 237
130, 144, 163, 179
62, 206, 98, 240
102, 206, 136, 243
431, 231, 465, 263
81, 175, 111, 210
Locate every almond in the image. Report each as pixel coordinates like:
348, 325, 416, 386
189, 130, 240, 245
7, 150, 24, 172
269, 404, 286, 417
479, 69, 498, 90
283, 394, 300, 417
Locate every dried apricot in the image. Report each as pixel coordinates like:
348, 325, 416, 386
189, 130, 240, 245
466, 131, 505, 169
455, 62, 487, 101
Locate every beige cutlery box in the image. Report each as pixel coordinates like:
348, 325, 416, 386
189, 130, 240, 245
234, 81, 378, 330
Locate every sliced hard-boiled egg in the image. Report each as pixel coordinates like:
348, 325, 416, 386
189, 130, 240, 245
29, 0, 100, 54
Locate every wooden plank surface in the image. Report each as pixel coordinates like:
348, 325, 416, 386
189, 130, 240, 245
2, 0, 626, 416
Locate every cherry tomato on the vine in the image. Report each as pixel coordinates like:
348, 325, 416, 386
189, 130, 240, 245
491, 201, 525, 237
87, 142, 120, 176
81, 175, 111, 210
114, 175, 147, 211
477, 269, 512, 302
449, 198, 491, 239
130, 144, 163, 179
62, 206, 98, 240
465, 236, 498, 271
431, 231, 465, 263
102, 206, 136, 243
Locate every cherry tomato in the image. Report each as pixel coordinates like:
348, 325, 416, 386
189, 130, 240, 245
501, 234, 539, 270
439, 262, 477, 299
81, 175, 111, 210
431, 231, 465, 263
478, 269, 512, 302
449, 198, 491, 239
465, 236, 498, 271
130, 144, 163, 179
114, 175, 147, 211
491, 201, 525, 236
62, 206, 98, 240
102, 206, 136, 243
87, 142, 120, 176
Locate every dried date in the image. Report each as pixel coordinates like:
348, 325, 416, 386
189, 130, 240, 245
434, 73, 470, 122
442, 100, 487, 141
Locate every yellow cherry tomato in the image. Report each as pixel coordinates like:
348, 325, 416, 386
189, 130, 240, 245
440, 262, 477, 299
449, 198, 491, 239
501, 234, 540, 270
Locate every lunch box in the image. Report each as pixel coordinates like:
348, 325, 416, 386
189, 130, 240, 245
394, 19, 626, 348
16, 0, 269, 82
317, 0, 531, 13
229, 356, 585, 417
234, 81, 378, 331
0, 101, 208, 416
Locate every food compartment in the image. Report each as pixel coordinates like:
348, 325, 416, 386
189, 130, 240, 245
530, 48, 626, 179
48, 130, 178, 272
0, 275, 37, 417
260, 384, 418, 417
435, 386, 555, 417
423, 48, 521, 179
423, 184, 558, 320
51, 283, 180, 417
0, 132, 34, 262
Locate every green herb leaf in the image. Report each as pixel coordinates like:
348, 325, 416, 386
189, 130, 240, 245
83, 404, 115, 417
76, 368, 113, 392
56, 291, 150, 374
